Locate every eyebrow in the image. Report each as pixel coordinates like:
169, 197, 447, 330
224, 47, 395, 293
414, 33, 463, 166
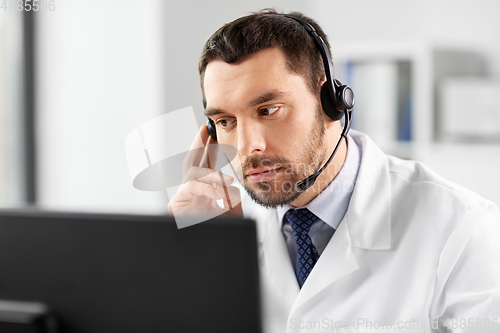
204, 89, 288, 117
249, 90, 287, 107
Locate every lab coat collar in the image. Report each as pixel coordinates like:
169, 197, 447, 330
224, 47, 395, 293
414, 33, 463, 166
345, 130, 392, 250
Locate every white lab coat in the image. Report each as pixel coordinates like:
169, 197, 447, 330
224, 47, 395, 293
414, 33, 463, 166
242, 130, 500, 333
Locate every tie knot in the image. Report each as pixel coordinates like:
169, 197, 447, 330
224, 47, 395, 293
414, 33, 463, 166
284, 208, 319, 235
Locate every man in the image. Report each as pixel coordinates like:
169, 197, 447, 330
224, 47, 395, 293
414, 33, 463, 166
168, 9, 500, 333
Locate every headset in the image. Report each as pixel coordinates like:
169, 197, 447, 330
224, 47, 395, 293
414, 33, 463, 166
205, 13, 355, 191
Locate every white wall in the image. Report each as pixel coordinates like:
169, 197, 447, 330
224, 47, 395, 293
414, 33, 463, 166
37, 0, 168, 213
308, 0, 500, 75
0, 11, 24, 205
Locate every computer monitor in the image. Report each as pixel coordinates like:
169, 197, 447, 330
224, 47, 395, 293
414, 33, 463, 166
0, 209, 261, 333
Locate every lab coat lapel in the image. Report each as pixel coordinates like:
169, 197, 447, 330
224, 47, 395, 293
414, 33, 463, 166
291, 213, 359, 312
291, 131, 392, 312
259, 208, 300, 307
243, 197, 300, 307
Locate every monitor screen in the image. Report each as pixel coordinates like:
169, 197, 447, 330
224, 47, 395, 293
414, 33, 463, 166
0, 209, 261, 333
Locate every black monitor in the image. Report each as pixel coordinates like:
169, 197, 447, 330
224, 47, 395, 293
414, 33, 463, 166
0, 209, 261, 333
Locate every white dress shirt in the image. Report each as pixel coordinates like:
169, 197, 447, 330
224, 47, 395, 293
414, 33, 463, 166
276, 134, 361, 269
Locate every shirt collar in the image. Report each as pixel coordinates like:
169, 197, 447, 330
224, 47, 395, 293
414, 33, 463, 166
277, 134, 361, 230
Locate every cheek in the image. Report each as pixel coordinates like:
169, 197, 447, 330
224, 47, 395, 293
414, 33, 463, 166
262, 124, 298, 157
219, 143, 239, 163
279, 115, 316, 153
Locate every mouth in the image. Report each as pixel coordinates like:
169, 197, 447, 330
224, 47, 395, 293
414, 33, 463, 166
246, 167, 282, 182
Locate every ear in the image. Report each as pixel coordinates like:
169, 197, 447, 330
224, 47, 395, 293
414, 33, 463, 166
316, 75, 327, 97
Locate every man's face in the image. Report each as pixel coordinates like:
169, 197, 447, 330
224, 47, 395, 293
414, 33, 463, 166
204, 47, 327, 208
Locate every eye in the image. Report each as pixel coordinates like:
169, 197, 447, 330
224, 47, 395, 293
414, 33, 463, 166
259, 107, 279, 116
216, 118, 235, 128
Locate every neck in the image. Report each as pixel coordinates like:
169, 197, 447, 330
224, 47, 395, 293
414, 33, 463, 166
290, 130, 348, 207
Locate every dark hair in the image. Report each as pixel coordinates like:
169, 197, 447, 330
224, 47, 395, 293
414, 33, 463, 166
198, 9, 332, 100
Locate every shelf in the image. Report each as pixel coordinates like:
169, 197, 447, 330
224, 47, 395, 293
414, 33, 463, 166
332, 41, 492, 159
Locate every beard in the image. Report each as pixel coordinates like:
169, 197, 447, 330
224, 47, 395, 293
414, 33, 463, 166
233, 108, 327, 208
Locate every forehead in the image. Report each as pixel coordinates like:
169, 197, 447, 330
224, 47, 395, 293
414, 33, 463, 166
203, 47, 305, 107
205, 47, 288, 82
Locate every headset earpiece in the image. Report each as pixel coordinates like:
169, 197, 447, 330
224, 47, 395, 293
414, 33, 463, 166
320, 82, 343, 121
336, 81, 355, 111
207, 118, 218, 142
320, 80, 355, 121
204, 98, 218, 142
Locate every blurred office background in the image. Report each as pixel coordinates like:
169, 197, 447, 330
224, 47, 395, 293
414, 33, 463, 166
1, 0, 500, 213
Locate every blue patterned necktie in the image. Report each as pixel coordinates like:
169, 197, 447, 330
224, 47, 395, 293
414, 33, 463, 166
285, 208, 320, 288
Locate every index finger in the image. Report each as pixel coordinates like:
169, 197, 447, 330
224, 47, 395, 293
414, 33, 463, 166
182, 125, 210, 176
199, 135, 219, 170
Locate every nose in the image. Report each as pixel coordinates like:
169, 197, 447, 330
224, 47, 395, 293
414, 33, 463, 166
237, 119, 266, 157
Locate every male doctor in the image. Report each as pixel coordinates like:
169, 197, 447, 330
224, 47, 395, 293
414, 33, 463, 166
168, 10, 500, 333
